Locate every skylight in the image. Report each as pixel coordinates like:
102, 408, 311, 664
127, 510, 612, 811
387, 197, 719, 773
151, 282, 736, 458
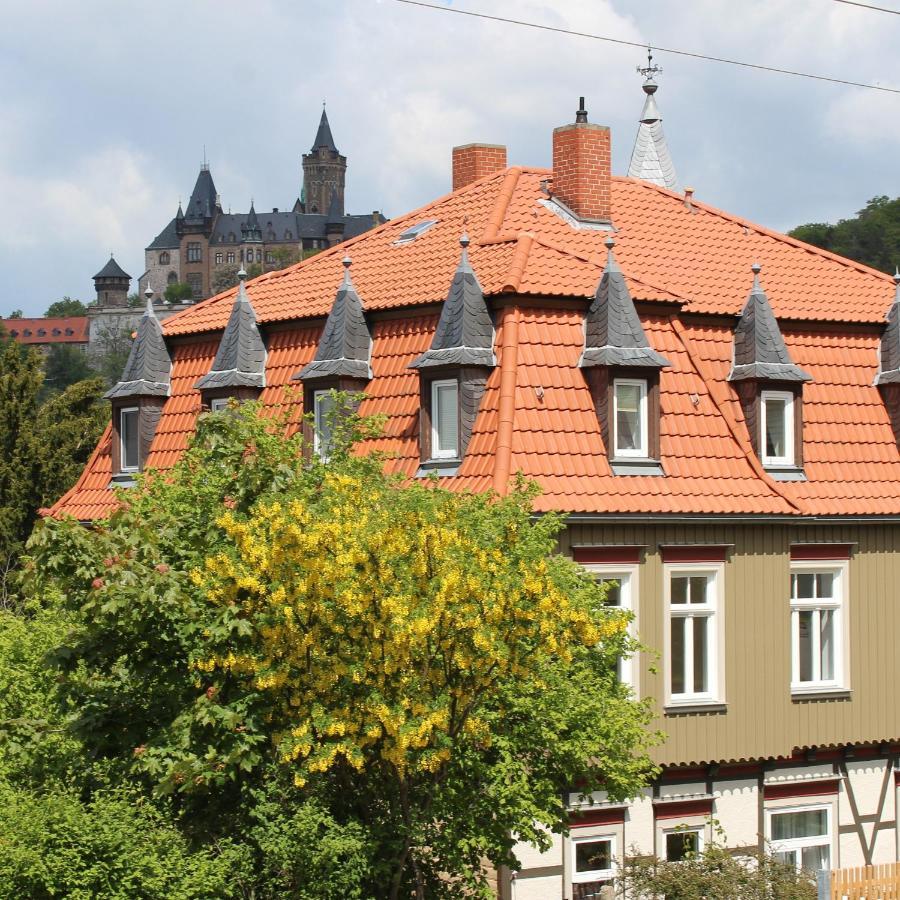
394, 219, 438, 245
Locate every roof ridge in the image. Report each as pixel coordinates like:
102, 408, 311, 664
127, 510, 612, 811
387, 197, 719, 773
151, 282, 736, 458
669, 318, 804, 514
481, 168, 523, 243
501, 232, 536, 293
618, 176, 894, 288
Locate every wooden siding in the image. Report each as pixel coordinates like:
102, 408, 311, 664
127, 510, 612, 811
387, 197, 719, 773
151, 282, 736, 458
560, 522, 900, 767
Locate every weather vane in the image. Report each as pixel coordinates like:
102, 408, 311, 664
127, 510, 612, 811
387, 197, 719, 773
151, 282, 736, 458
637, 46, 662, 80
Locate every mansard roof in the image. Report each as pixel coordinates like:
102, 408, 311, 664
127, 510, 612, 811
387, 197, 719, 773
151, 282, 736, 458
104, 297, 171, 399
195, 275, 266, 390
410, 234, 495, 369
296, 258, 372, 381
875, 271, 900, 385
728, 264, 812, 383
580, 239, 670, 369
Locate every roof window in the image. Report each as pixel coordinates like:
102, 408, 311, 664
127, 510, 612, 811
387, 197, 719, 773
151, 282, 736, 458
394, 219, 438, 245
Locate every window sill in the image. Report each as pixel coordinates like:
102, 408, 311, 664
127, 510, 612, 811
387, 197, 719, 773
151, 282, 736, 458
109, 473, 137, 488
791, 687, 851, 701
764, 465, 807, 482
610, 458, 665, 477
664, 701, 727, 716
416, 458, 461, 478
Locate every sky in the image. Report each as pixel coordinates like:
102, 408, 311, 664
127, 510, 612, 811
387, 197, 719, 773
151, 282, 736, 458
1, 0, 898, 317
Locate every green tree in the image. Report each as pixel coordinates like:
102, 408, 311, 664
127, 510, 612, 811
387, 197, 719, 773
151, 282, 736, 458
211, 264, 241, 295
27, 401, 657, 899
44, 297, 88, 317
7, 310, 23, 319
41, 344, 96, 398
789, 195, 900, 274
164, 282, 194, 304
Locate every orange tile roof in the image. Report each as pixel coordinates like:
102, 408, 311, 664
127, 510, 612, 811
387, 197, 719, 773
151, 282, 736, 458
52, 165, 900, 521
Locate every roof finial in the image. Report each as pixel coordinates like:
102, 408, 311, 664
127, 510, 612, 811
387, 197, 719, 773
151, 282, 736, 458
144, 284, 153, 301
575, 96, 588, 124
460, 231, 470, 249
238, 266, 247, 282
894, 266, 900, 286
342, 255, 352, 269
751, 261, 762, 291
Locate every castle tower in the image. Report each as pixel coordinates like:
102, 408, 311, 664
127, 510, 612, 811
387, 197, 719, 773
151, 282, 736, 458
93, 254, 131, 307
302, 107, 346, 216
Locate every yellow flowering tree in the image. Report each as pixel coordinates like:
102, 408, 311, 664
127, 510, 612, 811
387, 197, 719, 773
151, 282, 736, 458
29, 400, 657, 898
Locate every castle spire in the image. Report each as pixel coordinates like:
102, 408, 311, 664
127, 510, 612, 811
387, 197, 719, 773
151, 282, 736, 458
311, 106, 338, 153
627, 49, 680, 191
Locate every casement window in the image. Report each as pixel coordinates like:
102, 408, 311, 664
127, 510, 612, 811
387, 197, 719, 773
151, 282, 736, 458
209, 397, 230, 412
665, 828, 703, 861
186, 242, 202, 263
572, 835, 616, 890
215, 252, 223, 265
313, 390, 335, 460
119, 407, 140, 472
613, 378, 648, 458
158, 251, 170, 265
256, 249, 262, 263
790, 563, 846, 693
767, 806, 831, 872
665, 564, 723, 706
430, 379, 459, 460
588, 565, 638, 688
226, 251, 235, 264
761, 390, 794, 467
187, 273, 202, 298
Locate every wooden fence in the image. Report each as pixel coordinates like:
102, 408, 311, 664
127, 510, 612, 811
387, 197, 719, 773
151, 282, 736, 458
829, 862, 900, 899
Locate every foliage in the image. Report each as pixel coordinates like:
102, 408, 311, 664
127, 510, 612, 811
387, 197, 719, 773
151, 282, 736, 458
211, 264, 242, 295
44, 297, 88, 317
89, 317, 134, 387
789, 195, 900, 275
7, 309, 22, 319
127, 292, 144, 307
622, 826, 817, 900
26, 399, 657, 898
164, 281, 194, 304
41, 344, 96, 397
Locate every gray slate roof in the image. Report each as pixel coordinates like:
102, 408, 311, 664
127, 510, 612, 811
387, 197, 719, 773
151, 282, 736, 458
410, 236, 496, 370
94, 255, 131, 281
209, 211, 378, 244
311, 109, 338, 153
875, 272, 900, 385
185, 167, 218, 222
579, 240, 671, 369
627, 79, 679, 191
147, 216, 179, 251
728, 265, 812, 383
296, 259, 372, 381
195, 277, 267, 390
104, 298, 172, 399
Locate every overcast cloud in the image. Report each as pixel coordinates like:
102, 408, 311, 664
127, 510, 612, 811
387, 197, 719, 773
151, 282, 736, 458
1, 0, 898, 316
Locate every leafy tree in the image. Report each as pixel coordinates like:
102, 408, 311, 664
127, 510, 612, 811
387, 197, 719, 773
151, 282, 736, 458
127, 292, 144, 308
89, 318, 134, 387
164, 282, 194, 304
7, 310, 23, 319
211, 264, 241, 295
789, 195, 900, 274
41, 344, 96, 398
44, 297, 88, 317
27, 400, 657, 899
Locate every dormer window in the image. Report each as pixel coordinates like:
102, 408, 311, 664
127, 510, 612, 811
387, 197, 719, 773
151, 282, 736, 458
613, 378, 648, 458
430, 379, 459, 459
761, 390, 794, 466
119, 407, 140, 472
313, 390, 335, 460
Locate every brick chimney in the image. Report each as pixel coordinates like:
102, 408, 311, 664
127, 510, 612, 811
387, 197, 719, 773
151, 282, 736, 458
452, 143, 507, 191
552, 98, 611, 223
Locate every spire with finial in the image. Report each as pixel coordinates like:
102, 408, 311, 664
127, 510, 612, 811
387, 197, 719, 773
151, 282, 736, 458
875, 269, 900, 385
410, 233, 495, 370
104, 289, 171, 400
295, 256, 373, 381
728, 263, 811, 383
580, 237, 670, 369
627, 48, 680, 191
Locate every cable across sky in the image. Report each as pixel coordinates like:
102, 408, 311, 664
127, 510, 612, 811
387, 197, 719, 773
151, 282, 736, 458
391, 0, 900, 95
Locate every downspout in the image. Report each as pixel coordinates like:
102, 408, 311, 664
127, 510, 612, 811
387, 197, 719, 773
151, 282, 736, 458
492, 304, 520, 495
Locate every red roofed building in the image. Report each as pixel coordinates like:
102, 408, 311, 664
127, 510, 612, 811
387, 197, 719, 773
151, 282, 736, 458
3, 316, 89, 352
53, 73, 900, 892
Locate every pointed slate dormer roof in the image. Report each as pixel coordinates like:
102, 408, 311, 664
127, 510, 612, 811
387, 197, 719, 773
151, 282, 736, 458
243, 201, 262, 242
627, 75, 679, 191
185, 165, 218, 222
326, 189, 343, 224
875, 270, 900, 385
728, 264, 812, 383
175, 201, 184, 222
195, 270, 267, 390
296, 257, 372, 381
410, 234, 496, 370
93, 254, 131, 281
580, 238, 670, 369
311, 108, 338, 153
104, 294, 171, 399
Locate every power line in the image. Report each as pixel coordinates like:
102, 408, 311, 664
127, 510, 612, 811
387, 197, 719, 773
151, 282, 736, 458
391, 0, 900, 95
831, 0, 900, 15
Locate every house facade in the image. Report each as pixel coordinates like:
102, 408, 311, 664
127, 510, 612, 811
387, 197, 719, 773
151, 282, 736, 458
53, 74, 900, 899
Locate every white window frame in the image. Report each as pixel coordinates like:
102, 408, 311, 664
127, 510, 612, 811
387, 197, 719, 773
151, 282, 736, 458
119, 406, 140, 473
571, 834, 617, 886
313, 389, 334, 460
663, 825, 705, 861
664, 563, 724, 707
209, 397, 230, 412
760, 389, 795, 467
790, 561, 847, 694
430, 378, 459, 460
584, 563, 639, 691
612, 378, 648, 458
766, 804, 832, 873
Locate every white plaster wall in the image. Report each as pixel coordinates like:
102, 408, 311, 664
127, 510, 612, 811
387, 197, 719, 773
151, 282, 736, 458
513, 829, 562, 871
510, 874, 559, 900
658, 781, 705, 799
713, 778, 759, 848
624, 790, 656, 856
840, 760, 895, 866
766, 763, 835, 783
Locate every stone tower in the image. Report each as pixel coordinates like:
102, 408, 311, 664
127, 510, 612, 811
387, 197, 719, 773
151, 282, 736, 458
93, 255, 131, 307
302, 107, 346, 216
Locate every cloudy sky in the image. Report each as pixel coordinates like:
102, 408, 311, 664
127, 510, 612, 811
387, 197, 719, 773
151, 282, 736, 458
1, 0, 897, 317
